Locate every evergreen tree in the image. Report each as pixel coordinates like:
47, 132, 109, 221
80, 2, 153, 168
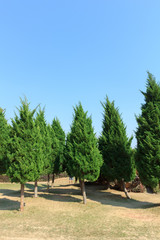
136, 72, 160, 190
46, 124, 59, 190
99, 96, 135, 198
35, 108, 58, 191
51, 118, 65, 186
7, 97, 44, 211
34, 107, 48, 196
65, 103, 103, 204
0, 109, 10, 175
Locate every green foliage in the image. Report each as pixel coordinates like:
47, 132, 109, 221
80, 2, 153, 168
136, 72, 160, 189
35, 108, 60, 176
46, 124, 59, 174
65, 103, 103, 181
99, 96, 135, 182
52, 117, 65, 144
35, 108, 47, 139
35, 108, 50, 175
0, 109, 10, 174
52, 118, 65, 174
7, 98, 44, 184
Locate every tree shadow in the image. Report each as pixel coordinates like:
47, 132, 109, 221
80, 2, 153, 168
48, 187, 81, 196
0, 198, 19, 211
24, 183, 81, 201
59, 184, 76, 187
0, 188, 20, 197
85, 184, 160, 209
40, 183, 52, 188
25, 183, 47, 191
38, 185, 82, 203
38, 193, 81, 203
31, 182, 160, 209
0, 187, 33, 199
1, 181, 159, 210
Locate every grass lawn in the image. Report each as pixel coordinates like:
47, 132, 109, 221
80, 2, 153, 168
0, 177, 160, 240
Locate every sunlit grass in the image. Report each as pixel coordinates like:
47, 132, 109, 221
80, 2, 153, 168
0, 178, 160, 240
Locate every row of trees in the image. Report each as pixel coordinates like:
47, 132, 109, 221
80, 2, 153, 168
99, 72, 160, 195
0, 100, 66, 211
1, 72, 160, 211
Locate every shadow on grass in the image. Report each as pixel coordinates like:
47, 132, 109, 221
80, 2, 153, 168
85, 184, 160, 209
1, 181, 160, 210
25, 183, 81, 195
48, 187, 81, 196
26, 183, 160, 209
0, 198, 19, 211
0, 186, 33, 199
37, 185, 82, 203
24, 183, 82, 203
25, 183, 47, 191
0, 188, 20, 197
39, 193, 81, 203
59, 184, 75, 187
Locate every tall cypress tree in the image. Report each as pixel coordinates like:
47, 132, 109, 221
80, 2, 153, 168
0, 109, 10, 175
34, 107, 48, 196
45, 124, 59, 190
136, 72, 160, 190
99, 96, 135, 198
7, 97, 43, 211
35, 108, 58, 191
65, 103, 103, 204
51, 118, 65, 186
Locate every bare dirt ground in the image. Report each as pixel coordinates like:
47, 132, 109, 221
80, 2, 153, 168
0, 177, 160, 240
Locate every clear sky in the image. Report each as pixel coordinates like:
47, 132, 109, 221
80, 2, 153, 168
1, 0, 160, 148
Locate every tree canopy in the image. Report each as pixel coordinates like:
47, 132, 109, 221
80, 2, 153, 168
7, 98, 44, 184
52, 118, 65, 175
65, 103, 103, 203
66, 103, 103, 181
136, 72, 160, 189
99, 97, 135, 184
0, 109, 10, 175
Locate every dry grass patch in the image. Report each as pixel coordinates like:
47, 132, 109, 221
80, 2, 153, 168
0, 178, 160, 240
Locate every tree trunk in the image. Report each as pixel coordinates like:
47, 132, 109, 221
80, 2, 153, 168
51, 174, 55, 188
47, 174, 50, 191
122, 179, 131, 199
106, 181, 110, 190
79, 179, 83, 194
75, 177, 78, 184
81, 180, 87, 204
20, 184, 24, 211
34, 180, 38, 198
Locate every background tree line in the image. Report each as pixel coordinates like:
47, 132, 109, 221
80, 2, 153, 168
0, 72, 160, 211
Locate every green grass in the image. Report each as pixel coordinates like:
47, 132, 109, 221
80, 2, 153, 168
0, 178, 160, 240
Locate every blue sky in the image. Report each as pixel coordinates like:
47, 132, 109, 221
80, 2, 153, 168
1, 0, 160, 147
